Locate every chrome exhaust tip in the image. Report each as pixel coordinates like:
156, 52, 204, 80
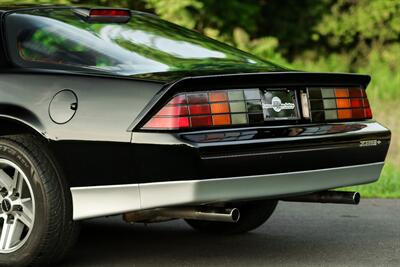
282, 191, 361, 205
158, 207, 241, 223
351, 192, 361, 205
124, 207, 241, 223
230, 208, 241, 223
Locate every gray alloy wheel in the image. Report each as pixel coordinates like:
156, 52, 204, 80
0, 135, 79, 267
0, 159, 35, 253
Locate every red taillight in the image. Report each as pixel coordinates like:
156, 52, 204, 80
155, 105, 188, 117
191, 116, 212, 127
144, 117, 190, 129
309, 87, 373, 122
142, 89, 263, 130
89, 9, 131, 17
75, 8, 131, 23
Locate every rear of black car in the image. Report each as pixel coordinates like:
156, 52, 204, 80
0, 6, 392, 267
1, 6, 391, 191
129, 72, 390, 189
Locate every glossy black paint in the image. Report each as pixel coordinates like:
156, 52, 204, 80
0, 48, 6, 67
51, 121, 390, 187
0, 11, 7, 68
0, 4, 54, 11
132, 69, 370, 87
0, 73, 163, 142
0, 5, 391, 188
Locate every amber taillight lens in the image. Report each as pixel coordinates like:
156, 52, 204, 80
308, 87, 372, 122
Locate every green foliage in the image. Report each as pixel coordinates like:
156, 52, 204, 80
144, 0, 203, 29
315, 0, 400, 47
344, 163, 400, 198
232, 28, 288, 66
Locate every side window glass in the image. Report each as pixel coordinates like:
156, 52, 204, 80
17, 27, 111, 67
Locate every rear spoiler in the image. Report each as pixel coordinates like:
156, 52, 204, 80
168, 71, 371, 89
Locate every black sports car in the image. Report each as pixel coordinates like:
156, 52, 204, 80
0, 5, 391, 267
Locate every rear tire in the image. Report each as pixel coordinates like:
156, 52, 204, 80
185, 199, 278, 235
0, 134, 78, 267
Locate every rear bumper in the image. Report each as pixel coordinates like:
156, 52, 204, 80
69, 121, 390, 220
56, 121, 390, 188
71, 162, 384, 220
127, 121, 390, 183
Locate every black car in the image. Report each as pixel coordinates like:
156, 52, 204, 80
0, 5, 391, 267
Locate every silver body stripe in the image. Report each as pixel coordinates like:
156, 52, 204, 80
71, 162, 384, 220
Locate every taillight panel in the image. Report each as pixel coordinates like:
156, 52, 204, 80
142, 87, 373, 131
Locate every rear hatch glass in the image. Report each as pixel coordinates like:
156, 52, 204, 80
5, 8, 282, 76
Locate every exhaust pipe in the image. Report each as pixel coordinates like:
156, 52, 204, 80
124, 207, 240, 223
281, 191, 360, 205
159, 207, 240, 222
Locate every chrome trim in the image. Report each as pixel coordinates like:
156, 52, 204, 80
301, 92, 310, 119
71, 184, 141, 220
71, 162, 384, 220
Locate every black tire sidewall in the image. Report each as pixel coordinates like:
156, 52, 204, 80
0, 140, 51, 267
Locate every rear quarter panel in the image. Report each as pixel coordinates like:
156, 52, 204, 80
0, 73, 163, 142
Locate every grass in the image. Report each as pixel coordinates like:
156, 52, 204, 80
342, 98, 400, 198
343, 164, 400, 198
294, 47, 400, 198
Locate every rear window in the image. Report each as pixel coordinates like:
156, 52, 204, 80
5, 8, 278, 76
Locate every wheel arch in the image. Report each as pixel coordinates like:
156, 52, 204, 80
0, 106, 48, 139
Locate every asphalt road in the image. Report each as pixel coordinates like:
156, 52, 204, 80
60, 199, 399, 267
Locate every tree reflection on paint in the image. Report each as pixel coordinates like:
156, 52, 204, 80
10, 8, 285, 77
